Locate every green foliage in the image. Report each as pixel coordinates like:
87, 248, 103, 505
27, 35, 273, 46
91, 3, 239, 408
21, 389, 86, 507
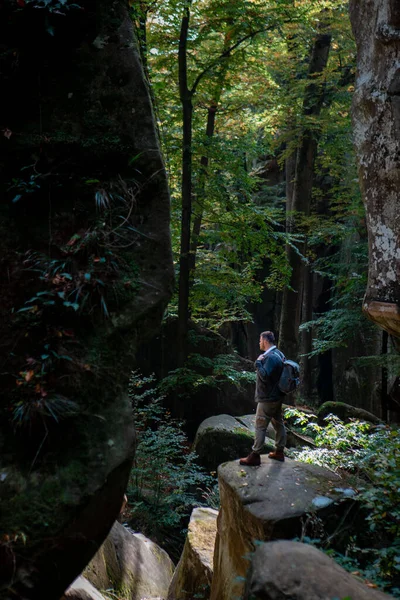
5, 177, 141, 431
8, 169, 41, 203
200, 481, 220, 510
143, 0, 322, 327
13, 392, 78, 427
285, 408, 400, 596
127, 372, 212, 555
300, 230, 378, 358
142, 0, 359, 334
158, 353, 255, 397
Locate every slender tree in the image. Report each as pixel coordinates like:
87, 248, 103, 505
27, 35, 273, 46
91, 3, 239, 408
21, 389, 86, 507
279, 30, 332, 359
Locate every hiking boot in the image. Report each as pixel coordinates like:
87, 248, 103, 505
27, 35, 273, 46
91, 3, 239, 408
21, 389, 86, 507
239, 451, 261, 466
268, 449, 285, 462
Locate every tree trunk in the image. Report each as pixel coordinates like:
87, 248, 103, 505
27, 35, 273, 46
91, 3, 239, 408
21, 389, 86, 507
279, 32, 332, 358
349, 0, 400, 338
189, 41, 231, 275
177, 2, 193, 367
189, 103, 218, 273
381, 330, 389, 420
0, 2, 173, 597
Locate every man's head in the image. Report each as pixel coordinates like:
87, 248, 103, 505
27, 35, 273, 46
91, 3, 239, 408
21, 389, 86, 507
259, 331, 275, 351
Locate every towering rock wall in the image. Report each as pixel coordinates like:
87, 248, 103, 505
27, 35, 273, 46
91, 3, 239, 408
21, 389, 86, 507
349, 0, 400, 337
0, 1, 173, 598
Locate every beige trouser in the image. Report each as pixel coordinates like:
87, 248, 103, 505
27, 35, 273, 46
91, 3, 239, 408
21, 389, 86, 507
252, 400, 286, 453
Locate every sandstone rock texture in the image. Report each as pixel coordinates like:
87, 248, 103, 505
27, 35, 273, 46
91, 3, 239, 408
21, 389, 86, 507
61, 576, 106, 600
167, 507, 218, 600
244, 540, 393, 600
210, 457, 354, 600
84, 522, 174, 600
0, 1, 173, 597
349, 0, 400, 337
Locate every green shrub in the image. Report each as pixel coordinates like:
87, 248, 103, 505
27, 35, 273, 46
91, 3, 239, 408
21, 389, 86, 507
158, 353, 255, 398
127, 372, 213, 558
285, 407, 400, 597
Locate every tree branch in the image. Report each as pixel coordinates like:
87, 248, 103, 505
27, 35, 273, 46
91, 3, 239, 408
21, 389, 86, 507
189, 24, 277, 95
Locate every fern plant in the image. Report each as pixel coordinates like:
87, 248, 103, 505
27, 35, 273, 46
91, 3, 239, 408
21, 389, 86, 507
127, 372, 212, 558
285, 407, 400, 596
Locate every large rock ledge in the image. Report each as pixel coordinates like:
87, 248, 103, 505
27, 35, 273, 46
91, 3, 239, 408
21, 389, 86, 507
210, 457, 354, 600
244, 540, 392, 600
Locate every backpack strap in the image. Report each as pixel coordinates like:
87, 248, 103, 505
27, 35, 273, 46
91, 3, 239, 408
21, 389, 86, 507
270, 348, 285, 362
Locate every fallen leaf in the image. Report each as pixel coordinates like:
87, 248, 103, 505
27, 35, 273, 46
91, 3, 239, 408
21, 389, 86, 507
25, 370, 34, 382
3, 128, 12, 139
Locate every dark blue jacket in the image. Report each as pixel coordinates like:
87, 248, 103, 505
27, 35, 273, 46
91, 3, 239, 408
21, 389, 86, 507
254, 349, 285, 402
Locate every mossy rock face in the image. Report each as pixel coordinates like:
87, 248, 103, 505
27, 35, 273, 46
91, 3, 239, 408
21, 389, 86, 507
0, 1, 173, 597
168, 507, 218, 600
317, 402, 382, 424
84, 522, 174, 600
193, 415, 274, 472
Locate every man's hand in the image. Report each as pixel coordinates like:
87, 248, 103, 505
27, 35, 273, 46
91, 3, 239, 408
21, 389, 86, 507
257, 354, 265, 361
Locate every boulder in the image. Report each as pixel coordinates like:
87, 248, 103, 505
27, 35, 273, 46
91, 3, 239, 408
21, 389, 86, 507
84, 522, 174, 600
193, 414, 314, 472
210, 457, 356, 600
167, 507, 218, 600
236, 414, 316, 449
61, 576, 106, 600
318, 401, 383, 424
193, 415, 274, 472
244, 540, 392, 600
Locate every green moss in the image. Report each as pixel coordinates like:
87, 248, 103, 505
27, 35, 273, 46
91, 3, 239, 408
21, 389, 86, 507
115, 573, 143, 599
232, 427, 253, 439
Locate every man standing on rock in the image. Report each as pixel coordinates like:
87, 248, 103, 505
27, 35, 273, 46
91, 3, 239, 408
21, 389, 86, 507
240, 331, 286, 466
